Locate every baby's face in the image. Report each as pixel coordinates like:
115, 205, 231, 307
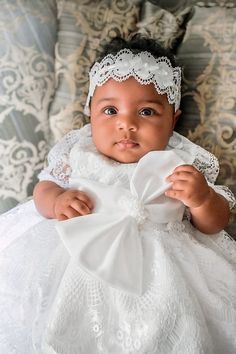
90, 77, 180, 163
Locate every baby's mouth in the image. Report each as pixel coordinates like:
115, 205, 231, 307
116, 139, 139, 150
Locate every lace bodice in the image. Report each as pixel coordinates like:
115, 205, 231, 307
39, 124, 235, 209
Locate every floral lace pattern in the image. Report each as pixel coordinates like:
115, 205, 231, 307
39, 124, 135, 189
0, 0, 57, 213
38, 129, 81, 188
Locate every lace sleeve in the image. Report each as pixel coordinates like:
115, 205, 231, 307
193, 145, 235, 209
168, 132, 219, 184
193, 145, 220, 184
38, 129, 82, 188
169, 132, 236, 211
209, 183, 236, 210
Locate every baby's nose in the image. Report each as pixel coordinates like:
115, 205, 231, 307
116, 116, 138, 131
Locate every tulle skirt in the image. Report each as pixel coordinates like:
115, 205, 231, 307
0, 201, 236, 354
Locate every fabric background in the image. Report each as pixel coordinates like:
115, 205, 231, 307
0, 0, 57, 213
137, 2, 193, 53
176, 5, 236, 235
147, 0, 236, 12
48, 0, 142, 142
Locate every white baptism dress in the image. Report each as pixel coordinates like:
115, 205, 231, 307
0, 124, 236, 354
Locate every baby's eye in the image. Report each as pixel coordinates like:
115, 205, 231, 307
104, 107, 117, 115
139, 108, 155, 116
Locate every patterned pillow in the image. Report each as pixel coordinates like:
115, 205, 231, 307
0, 0, 57, 213
147, 0, 236, 12
49, 0, 141, 142
136, 2, 193, 52
176, 5, 236, 236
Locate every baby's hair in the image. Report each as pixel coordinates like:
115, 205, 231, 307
97, 34, 178, 68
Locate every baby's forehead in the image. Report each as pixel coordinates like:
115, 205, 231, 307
92, 77, 171, 106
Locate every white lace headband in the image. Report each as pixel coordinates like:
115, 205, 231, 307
84, 49, 181, 116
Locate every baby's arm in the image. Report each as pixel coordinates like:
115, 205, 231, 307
165, 165, 230, 234
33, 181, 93, 221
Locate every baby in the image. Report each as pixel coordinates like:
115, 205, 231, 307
0, 35, 235, 354
34, 36, 230, 236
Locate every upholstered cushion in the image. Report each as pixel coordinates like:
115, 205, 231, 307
0, 0, 57, 213
137, 2, 193, 52
147, 0, 236, 12
176, 5, 236, 235
49, 0, 142, 142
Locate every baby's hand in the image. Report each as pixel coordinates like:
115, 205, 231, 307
54, 189, 93, 221
165, 164, 210, 208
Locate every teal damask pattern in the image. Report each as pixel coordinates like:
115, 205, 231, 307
137, 2, 193, 52
147, 0, 236, 12
0, 0, 57, 213
48, 0, 142, 142
176, 6, 236, 236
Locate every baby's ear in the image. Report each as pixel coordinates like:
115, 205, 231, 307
172, 109, 181, 128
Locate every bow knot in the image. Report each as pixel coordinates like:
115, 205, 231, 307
56, 150, 186, 295
118, 195, 147, 225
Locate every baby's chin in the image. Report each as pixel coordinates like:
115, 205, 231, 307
106, 151, 148, 164
95, 144, 157, 163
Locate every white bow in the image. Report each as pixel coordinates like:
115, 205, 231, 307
56, 150, 185, 295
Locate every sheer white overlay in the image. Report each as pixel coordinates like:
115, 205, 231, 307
0, 124, 235, 354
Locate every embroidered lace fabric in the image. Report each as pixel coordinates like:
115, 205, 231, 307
0, 124, 235, 354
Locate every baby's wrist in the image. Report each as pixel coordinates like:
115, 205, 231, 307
191, 187, 214, 211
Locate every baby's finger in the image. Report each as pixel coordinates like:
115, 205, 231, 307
75, 191, 93, 210
172, 164, 198, 173
170, 180, 188, 191
71, 199, 91, 216
166, 166, 191, 179
63, 206, 82, 219
166, 171, 195, 182
58, 213, 68, 221
165, 189, 184, 200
